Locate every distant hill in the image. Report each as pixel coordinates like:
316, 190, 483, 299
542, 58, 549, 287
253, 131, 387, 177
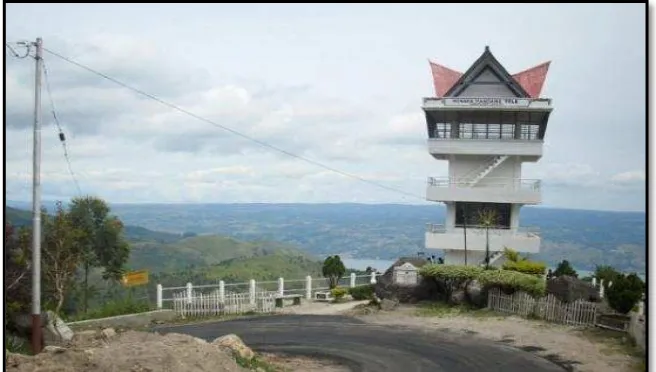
128, 234, 316, 273
6, 206, 32, 226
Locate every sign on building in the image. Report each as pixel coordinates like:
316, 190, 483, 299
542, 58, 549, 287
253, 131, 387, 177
121, 270, 149, 287
443, 97, 532, 107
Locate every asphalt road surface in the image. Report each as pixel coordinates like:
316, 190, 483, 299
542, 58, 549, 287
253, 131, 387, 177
156, 315, 565, 372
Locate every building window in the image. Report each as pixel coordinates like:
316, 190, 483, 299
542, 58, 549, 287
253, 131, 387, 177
455, 202, 511, 229
520, 124, 540, 140
435, 123, 451, 138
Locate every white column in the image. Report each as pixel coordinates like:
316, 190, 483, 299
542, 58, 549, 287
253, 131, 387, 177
249, 279, 256, 305
638, 300, 644, 316
278, 277, 284, 297
186, 282, 193, 304
370, 271, 377, 284
592, 277, 597, 287
599, 279, 605, 298
156, 284, 163, 309
350, 273, 356, 288
219, 280, 225, 302
305, 276, 312, 300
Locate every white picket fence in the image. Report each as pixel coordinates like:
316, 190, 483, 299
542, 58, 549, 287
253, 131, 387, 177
487, 288, 598, 326
172, 290, 276, 317
159, 273, 377, 317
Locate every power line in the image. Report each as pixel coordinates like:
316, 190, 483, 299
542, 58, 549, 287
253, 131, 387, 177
42, 57, 83, 196
42, 47, 425, 202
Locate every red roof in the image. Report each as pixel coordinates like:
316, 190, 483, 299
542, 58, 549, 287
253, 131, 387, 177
511, 62, 551, 98
429, 61, 463, 97
428, 59, 551, 98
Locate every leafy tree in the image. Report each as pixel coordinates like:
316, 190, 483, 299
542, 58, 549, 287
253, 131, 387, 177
68, 196, 130, 313
594, 265, 621, 289
553, 260, 578, 278
42, 202, 85, 315
5, 222, 32, 330
606, 273, 644, 314
322, 255, 346, 289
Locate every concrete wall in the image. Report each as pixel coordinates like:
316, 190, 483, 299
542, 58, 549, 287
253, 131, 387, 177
428, 139, 543, 159
425, 229, 540, 253
458, 83, 517, 98
67, 310, 177, 331
628, 312, 646, 353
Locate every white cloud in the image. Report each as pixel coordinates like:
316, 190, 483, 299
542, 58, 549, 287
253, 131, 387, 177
611, 170, 646, 183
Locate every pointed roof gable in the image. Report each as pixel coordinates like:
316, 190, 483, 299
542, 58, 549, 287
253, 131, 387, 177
445, 46, 529, 98
428, 46, 551, 98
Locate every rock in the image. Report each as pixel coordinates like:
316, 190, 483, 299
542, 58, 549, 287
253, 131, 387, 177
101, 328, 116, 340
465, 280, 485, 307
380, 298, 399, 311
212, 334, 255, 360
450, 289, 466, 305
43, 345, 67, 353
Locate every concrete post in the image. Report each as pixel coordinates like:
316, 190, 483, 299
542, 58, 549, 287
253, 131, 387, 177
219, 280, 225, 302
249, 279, 256, 305
592, 277, 597, 287
599, 280, 605, 299
278, 277, 284, 297
370, 271, 377, 284
305, 276, 312, 300
186, 282, 193, 304
350, 273, 356, 288
156, 284, 163, 309
638, 300, 644, 316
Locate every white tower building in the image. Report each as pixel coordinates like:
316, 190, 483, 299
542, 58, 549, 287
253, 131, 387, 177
423, 47, 553, 267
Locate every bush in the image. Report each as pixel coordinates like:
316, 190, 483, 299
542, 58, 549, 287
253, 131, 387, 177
330, 287, 348, 300
420, 264, 546, 298
478, 269, 546, 297
349, 285, 375, 300
606, 273, 644, 314
502, 260, 546, 277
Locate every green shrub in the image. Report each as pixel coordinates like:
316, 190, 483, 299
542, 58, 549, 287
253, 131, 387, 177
349, 285, 375, 300
607, 273, 644, 314
478, 269, 546, 297
420, 264, 546, 298
502, 260, 546, 277
419, 264, 483, 281
331, 287, 348, 300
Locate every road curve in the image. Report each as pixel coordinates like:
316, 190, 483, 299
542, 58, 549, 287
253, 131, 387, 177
155, 315, 565, 372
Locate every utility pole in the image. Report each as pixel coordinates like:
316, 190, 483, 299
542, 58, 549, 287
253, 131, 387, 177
31, 37, 44, 354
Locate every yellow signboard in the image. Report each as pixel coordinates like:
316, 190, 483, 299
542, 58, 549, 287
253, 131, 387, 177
122, 270, 149, 287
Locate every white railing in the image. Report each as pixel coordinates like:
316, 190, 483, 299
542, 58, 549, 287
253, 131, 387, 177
425, 223, 540, 237
427, 177, 541, 191
157, 273, 378, 313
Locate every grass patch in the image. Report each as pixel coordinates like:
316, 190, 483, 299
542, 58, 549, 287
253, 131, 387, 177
234, 354, 284, 372
67, 298, 153, 322
579, 327, 645, 371
414, 301, 501, 318
5, 334, 30, 355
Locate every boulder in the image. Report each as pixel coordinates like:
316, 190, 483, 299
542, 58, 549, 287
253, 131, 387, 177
465, 280, 486, 308
212, 334, 254, 360
450, 289, 466, 305
43, 345, 66, 353
101, 328, 116, 340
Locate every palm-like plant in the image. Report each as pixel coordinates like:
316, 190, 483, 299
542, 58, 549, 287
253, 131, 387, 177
476, 208, 499, 269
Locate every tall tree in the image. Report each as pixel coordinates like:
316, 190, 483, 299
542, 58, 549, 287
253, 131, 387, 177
5, 222, 32, 330
42, 202, 85, 316
67, 196, 130, 313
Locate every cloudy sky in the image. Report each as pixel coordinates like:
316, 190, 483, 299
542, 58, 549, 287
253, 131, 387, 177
5, 4, 646, 211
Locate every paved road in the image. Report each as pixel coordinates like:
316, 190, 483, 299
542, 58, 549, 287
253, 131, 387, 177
156, 315, 565, 372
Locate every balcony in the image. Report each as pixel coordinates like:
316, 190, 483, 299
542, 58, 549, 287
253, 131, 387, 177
425, 223, 541, 253
426, 177, 541, 204
427, 138, 543, 159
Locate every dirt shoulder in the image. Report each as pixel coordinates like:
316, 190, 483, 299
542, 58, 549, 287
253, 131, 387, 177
345, 304, 645, 372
